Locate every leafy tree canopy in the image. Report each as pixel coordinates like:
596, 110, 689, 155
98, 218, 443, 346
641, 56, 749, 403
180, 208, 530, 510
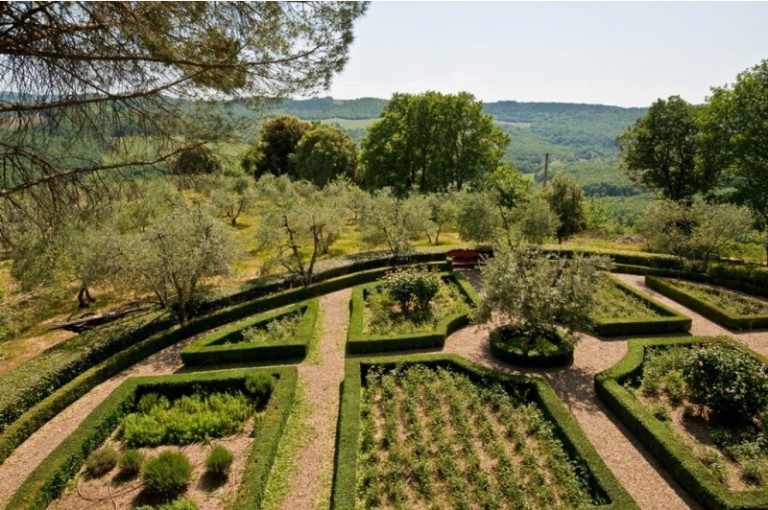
617, 96, 710, 203
361, 91, 509, 193
545, 173, 587, 243
241, 115, 310, 178
292, 124, 359, 186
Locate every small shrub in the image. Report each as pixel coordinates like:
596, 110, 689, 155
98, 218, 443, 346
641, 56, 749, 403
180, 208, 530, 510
664, 370, 687, 405
682, 343, 768, 425
699, 446, 727, 484
380, 268, 441, 313
142, 451, 193, 499
85, 446, 118, 477
245, 373, 274, 406
742, 458, 766, 485
205, 445, 234, 476
119, 448, 144, 475
650, 402, 671, 422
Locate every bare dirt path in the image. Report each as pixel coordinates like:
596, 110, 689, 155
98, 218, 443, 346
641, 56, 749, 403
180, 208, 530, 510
279, 288, 350, 510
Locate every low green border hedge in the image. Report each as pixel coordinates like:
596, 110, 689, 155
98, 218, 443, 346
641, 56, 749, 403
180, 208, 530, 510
331, 354, 638, 509
180, 299, 319, 366
489, 325, 574, 367
6, 366, 297, 510
591, 275, 692, 336
0, 261, 447, 465
646, 276, 768, 331
595, 336, 768, 510
346, 272, 479, 354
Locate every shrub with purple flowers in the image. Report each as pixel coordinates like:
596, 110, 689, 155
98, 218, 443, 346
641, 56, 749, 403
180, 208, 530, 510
682, 343, 768, 426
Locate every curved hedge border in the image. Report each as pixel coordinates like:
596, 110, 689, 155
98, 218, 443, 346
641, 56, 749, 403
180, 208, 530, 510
489, 325, 574, 367
6, 366, 297, 510
331, 354, 639, 510
591, 275, 691, 337
180, 299, 319, 366
346, 271, 479, 354
0, 261, 449, 466
646, 276, 768, 331
594, 336, 768, 510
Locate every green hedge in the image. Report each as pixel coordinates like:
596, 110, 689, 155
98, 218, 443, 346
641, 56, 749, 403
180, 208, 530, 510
591, 276, 692, 336
6, 366, 297, 510
346, 272, 479, 354
595, 336, 768, 510
646, 277, 768, 331
488, 325, 574, 367
0, 261, 446, 465
331, 354, 638, 510
180, 299, 319, 366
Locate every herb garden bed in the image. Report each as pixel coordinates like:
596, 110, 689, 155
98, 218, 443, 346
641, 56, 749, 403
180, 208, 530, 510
646, 277, 768, 330
333, 354, 638, 510
180, 299, 319, 366
7, 367, 297, 510
596, 337, 768, 509
590, 275, 691, 336
346, 272, 479, 353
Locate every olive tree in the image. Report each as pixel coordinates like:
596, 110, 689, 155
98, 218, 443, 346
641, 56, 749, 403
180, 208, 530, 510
254, 175, 342, 285
473, 245, 610, 345
360, 188, 432, 256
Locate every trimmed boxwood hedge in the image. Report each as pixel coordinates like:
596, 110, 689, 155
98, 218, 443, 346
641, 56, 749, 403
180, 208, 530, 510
646, 276, 768, 331
595, 336, 768, 510
331, 354, 639, 510
591, 275, 692, 337
346, 272, 479, 353
0, 261, 447, 465
180, 299, 319, 366
489, 325, 574, 367
6, 366, 297, 510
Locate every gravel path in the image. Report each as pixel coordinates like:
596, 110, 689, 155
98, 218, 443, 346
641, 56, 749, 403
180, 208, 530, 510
280, 289, 350, 510
2, 272, 767, 510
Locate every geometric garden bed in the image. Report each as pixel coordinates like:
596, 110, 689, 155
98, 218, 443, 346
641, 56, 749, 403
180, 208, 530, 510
180, 299, 319, 366
333, 354, 638, 509
595, 336, 768, 510
7, 367, 297, 510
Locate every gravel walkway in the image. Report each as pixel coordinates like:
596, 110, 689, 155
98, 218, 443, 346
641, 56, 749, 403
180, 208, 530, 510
2, 272, 766, 510
280, 289, 350, 510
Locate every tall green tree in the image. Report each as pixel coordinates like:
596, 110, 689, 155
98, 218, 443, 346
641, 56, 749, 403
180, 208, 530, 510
700, 60, 768, 262
292, 125, 359, 185
545, 174, 587, 244
241, 116, 310, 178
361, 91, 509, 193
617, 96, 709, 204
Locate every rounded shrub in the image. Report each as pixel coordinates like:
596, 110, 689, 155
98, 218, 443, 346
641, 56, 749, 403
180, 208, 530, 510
142, 450, 193, 499
205, 444, 234, 476
489, 324, 573, 368
381, 267, 441, 313
85, 446, 119, 477
119, 448, 144, 476
245, 373, 274, 406
682, 343, 768, 426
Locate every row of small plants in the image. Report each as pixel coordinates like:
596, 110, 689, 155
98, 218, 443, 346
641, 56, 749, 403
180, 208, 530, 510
357, 363, 599, 509
633, 342, 768, 488
592, 276, 662, 320
647, 276, 768, 330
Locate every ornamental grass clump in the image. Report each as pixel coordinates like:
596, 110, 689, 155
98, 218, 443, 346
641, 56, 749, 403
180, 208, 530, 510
119, 448, 144, 476
205, 445, 234, 477
85, 446, 119, 477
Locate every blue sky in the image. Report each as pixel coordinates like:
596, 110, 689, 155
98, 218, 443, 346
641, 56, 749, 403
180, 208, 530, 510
320, 1, 768, 107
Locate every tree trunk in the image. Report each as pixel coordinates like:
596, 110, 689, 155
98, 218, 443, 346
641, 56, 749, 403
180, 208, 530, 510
77, 284, 95, 309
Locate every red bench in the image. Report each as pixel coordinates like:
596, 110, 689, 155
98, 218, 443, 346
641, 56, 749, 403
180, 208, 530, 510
449, 250, 483, 270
